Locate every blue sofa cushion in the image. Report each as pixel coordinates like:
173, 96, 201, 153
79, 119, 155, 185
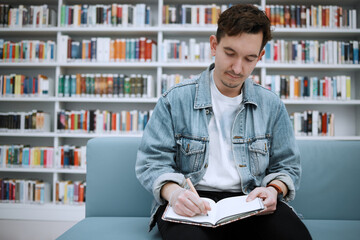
303, 220, 360, 240
86, 137, 153, 217
292, 141, 360, 220
57, 217, 162, 240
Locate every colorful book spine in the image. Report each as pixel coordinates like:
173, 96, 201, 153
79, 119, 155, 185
264, 40, 360, 64
0, 74, 50, 97
56, 180, 86, 205
265, 5, 357, 29
60, 36, 156, 62
162, 38, 212, 62
0, 4, 57, 28
0, 179, 50, 204
57, 109, 153, 133
60, 3, 151, 27
57, 145, 86, 169
290, 111, 335, 137
265, 75, 351, 100
0, 39, 56, 62
0, 145, 54, 168
0, 110, 50, 132
163, 4, 236, 25
58, 73, 154, 98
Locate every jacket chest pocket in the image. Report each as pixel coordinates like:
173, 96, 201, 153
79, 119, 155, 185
176, 137, 206, 174
248, 139, 269, 177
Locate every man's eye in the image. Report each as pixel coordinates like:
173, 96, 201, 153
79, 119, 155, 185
225, 52, 234, 56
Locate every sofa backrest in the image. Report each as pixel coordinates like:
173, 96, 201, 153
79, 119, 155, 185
85, 137, 360, 220
86, 137, 153, 217
291, 140, 360, 220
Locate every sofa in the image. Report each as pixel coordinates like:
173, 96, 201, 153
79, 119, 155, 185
57, 137, 360, 240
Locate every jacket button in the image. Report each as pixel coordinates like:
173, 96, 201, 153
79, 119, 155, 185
238, 164, 246, 167
204, 163, 208, 168
205, 109, 210, 115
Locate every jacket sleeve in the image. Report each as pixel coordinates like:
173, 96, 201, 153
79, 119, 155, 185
135, 96, 186, 205
262, 100, 301, 202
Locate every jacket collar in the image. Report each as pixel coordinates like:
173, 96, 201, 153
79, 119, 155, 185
194, 63, 258, 109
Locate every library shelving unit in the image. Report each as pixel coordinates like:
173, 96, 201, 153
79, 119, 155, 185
0, 0, 359, 222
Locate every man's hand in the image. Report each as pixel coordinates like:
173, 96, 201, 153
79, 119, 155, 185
246, 186, 278, 215
161, 182, 211, 217
169, 188, 211, 217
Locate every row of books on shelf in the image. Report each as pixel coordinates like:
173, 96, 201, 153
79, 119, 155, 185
0, 74, 50, 97
2, 3, 357, 30
163, 4, 231, 25
58, 73, 155, 98
290, 111, 334, 137
56, 180, 86, 205
265, 75, 351, 100
162, 38, 212, 62
265, 5, 357, 29
0, 39, 56, 62
0, 110, 50, 132
57, 109, 153, 133
0, 4, 57, 28
0, 178, 50, 204
60, 3, 151, 27
59, 35, 156, 63
264, 40, 359, 64
0, 145, 86, 169
161, 73, 200, 94
0, 145, 54, 168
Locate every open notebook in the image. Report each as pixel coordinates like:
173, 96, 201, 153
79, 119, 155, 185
162, 195, 265, 228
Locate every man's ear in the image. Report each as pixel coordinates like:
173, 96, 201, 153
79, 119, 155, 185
209, 35, 217, 57
258, 49, 265, 61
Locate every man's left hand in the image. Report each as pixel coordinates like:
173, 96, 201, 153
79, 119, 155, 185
246, 186, 278, 215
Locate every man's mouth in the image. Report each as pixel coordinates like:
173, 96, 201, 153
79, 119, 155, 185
225, 72, 242, 79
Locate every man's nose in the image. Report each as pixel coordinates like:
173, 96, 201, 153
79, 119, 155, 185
232, 59, 243, 75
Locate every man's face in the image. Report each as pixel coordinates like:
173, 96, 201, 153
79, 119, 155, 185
210, 32, 265, 97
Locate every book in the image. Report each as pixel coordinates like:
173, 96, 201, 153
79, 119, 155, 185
162, 195, 264, 228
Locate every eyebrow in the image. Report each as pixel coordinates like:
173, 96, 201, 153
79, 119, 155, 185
223, 46, 258, 58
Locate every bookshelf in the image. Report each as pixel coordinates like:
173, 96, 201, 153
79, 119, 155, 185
0, 0, 359, 221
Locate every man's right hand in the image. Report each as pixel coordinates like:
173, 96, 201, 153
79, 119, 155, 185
161, 182, 211, 217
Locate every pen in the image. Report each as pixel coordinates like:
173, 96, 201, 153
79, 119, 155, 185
186, 178, 200, 198
186, 178, 209, 216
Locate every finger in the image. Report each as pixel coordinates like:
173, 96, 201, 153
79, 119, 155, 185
185, 192, 211, 215
247, 188, 262, 201
204, 200, 212, 212
176, 191, 202, 215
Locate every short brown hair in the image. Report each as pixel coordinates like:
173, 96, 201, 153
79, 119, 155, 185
216, 4, 272, 52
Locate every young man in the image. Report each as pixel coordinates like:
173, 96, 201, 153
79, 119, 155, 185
136, 4, 312, 240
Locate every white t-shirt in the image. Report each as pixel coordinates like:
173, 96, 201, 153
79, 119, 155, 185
196, 70, 243, 192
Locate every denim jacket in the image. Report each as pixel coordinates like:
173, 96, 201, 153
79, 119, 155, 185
135, 63, 301, 230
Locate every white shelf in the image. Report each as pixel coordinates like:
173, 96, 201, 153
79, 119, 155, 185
0, 167, 55, 173
55, 132, 143, 138
57, 97, 158, 103
0, 132, 55, 137
59, 61, 160, 68
0, 62, 57, 67
0, 168, 86, 174
0, 97, 56, 102
258, 63, 360, 69
58, 26, 160, 34
283, 100, 360, 105
272, 28, 360, 37
0, 203, 85, 221
161, 62, 213, 68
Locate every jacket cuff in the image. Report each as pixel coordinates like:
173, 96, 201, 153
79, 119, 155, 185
262, 173, 296, 202
152, 173, 186, 205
